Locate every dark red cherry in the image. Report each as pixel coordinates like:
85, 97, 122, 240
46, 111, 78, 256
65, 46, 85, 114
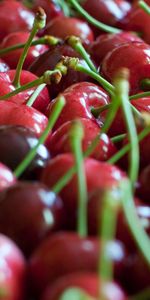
31, 0, 64, 24
0, 182, 66, 256
1, 32, 48, 69
29, 43, 90, 98
0, 125, 50, 179
41, 272, 127, 300
0, 101, 48, 137
138, 164, 150, 202
46, 82, 110, 130
101, 41, 150, 95
44, 16, 94, 45
0, 58, 10, 72
0, 162, 16, 191
29, 232, 126, 295
0, 0, 34, 40
0, 234, 26, 300
89, 31, 142, 66
47, 118, 116, 161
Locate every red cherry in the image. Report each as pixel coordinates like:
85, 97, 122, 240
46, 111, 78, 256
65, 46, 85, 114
47, 118, 116, 161
0, 70, 50, 114
101, 41, 150, 95
31, 0, 64, 24
1, 32, 48, 69
44, 16, 94, 45
41, 272, 127, 300
0, 101, 48, 137
0, 0, 34, 40
0, 162, 16, 191
0, 234, 26, 300
0, 182, 66, 256
138, 164, 150, 202
29, 232, 126, 295
46, 82, 110, 130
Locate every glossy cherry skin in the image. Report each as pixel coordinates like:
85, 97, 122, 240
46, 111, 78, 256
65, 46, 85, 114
89, 31, 142, 66
0, 32, 48, 69
0, 125, 49, 178
47, 118, 116, 161
0, 182, 66, 256
44, 16, 94, 45
0, 234, 26, 300
138, 164, 150, 202
117, 2, 150, 44
0, 162, 16, 191
0, 70, 50, 114
41, 272, 127, 300
29, 232, 126, 295
46, 82, 110, 130
41, 154, 126, 226
101, 41, 150, 95
0, 58, 10, 72
0, 0, 34, 40
31, 0, 64, 24
0, 101, 48, 137
29, 43, 91, 98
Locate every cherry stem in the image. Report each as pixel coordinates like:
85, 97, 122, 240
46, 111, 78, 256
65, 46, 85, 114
26, 83, 46, 107
130, 91, 150, 100
66, 36, 97, 72
13, 7, 46, 88
0, 69, 62, 101
108, 126, 150, 164
69, 120, 88, 238
14, 96, 65, 178
111, 133, 126, 143
138, 0, 150, 14
0, 36, 60, 57
140, 78, 150, 91
129, 288, 150, 300
91, 104, 111, 118
120, 179, 150, 266
117, 69, 139, 187
98, 188, 120, 287
60, 288, 94, 300
67, 0, 121, 34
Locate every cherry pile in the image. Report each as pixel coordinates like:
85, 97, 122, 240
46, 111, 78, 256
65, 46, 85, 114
0, 0, 150, 300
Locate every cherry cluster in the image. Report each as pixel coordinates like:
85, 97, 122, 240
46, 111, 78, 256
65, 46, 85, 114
0, 1, 150, 300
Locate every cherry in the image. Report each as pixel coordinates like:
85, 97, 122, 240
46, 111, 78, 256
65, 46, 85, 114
0, 0, 34, 40
101, 41, 150, 95
0, 125, 49, 179
29, 232, 126, 295
89, 31, 142, 66
0, 58, 10, 72
0, 182, 66, 256
41, 272, 127, 300
0, 31, 48, 69
46, 81, 110, 130
0, 162, 16, 191
0, 101, 48, 137
29, 42, 90, 98
44, 16, 94, 45
31, 0, 64, 24
47, 118, 116, 161
41, 154, 126, 227
0, 234, 26, 300
138, 164, 150, 202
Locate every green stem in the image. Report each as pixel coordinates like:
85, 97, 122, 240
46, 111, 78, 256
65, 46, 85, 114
0, 70, 62, 100
111, 133, 126, 143
99, 188, 120, 286
59, 288, 94, 300
69, 121, 88, 237
91, 104, 111, 118
13, 7, 46, 88
26, 83, 46, 107
66, 36, 97, 72
0, 36, 60, 57
117, 69, 139, 187
140, 78, 150, 91
138, 0, 150, 14
67, 0, 121, 34
108, 127, 150, 164
130, 91, 150, 100
120, 179, 150, 265
14, 96, 65, 178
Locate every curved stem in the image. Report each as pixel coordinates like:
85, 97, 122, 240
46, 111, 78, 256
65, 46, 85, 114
14, 96, 65, 178
111, 133, 126, 143
130, 91, 150, 100
70, 121, 88, 237
13, 8, 46, 88
91, 104, 111, 118
139, 0, 150, 14
67, 0, 121, 34
26, 83, 46, 107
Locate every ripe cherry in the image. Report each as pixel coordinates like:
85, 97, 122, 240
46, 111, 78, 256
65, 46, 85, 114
0, 162, 16, 191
